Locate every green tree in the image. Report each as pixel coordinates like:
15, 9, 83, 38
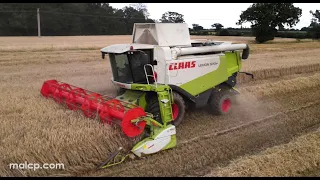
309, 10, 320, 39
160, 11, 184, 23
130, 3, 150, 19
237, 3, 302, 43
122, 6, 147, 34
192, 24, 203, 31
300, 27, 310, 31
211, 23, 223, 31
0, 3, 154, 36
310, 10, 320, 21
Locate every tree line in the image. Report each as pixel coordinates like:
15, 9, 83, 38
0, 3, 319, 43
0, 3, 155, 36
189, 4, 319, 43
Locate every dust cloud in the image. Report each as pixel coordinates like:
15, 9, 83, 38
229, 90, 281, 124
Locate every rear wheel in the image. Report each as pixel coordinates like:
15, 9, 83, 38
208, 85, 234, 115
146, 92, 186, 126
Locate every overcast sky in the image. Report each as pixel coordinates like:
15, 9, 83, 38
110, 3, 319, 30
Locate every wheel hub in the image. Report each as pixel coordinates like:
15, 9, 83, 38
221, 98, 231, 113
172, 103, 179, 120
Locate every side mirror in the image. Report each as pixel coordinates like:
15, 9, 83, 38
101, 52, 105, 59
241, 45, 249, 60
153, 60, 158, 65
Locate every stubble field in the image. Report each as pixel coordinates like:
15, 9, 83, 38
0, 35, 320, 177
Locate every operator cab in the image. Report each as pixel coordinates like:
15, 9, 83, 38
109, 49, 155, 84
101, 44, 156, 85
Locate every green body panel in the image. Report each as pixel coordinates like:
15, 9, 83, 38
179, 51, 242, 96
131, 116, 164, 128
120, 83, 173, 126
179, 56, 228, 96
151, 123, 173, 138
115, 90, 147, 109
131, 137, 153, 151
131, 84, 171, 92
225, 51, 241, 76
138, 93, 147, 110
131, 124, 177, 152
163, 135, 176, 150
115, 83, 173, 116
156, 90, 174, 125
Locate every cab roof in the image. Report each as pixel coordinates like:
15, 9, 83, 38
100, 43, 155, 54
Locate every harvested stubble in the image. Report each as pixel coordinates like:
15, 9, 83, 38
179, 72, 320, 142
0, 49, 132, 176
87, 88, 320, 177
205, 131, 320, 177
239, 72, 320, 98
0, 85, 133, 176
0, 36, 132, 52
238, 48, 320, 83
238, 63, 320, 83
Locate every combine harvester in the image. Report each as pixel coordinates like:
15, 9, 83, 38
40, 23, 251, 168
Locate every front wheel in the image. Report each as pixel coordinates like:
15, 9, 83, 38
170, 92, 186, 126
146, 92, 186, 126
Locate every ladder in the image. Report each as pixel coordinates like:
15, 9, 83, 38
157, 89, 174, 126
143, 64, 157, 88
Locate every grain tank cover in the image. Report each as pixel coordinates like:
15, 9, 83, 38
132, 23, 191, 47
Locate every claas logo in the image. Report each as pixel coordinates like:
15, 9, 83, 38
169, 61, 196, 70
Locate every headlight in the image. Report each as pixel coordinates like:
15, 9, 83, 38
171, 50, 178, 60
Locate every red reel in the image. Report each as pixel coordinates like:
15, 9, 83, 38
99, 106, 113, 125
40, 80, 58, 97
66, 92, 77, 110
81, 97, 96, 118
40, 79, 149, 138
121, 107, 147, 138
66, 88, 87, 110
53, 83, 72, 104
81, 93, 104, 118
105, 99, 125, 112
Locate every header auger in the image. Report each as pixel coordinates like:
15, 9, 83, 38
40, 23, 251, 168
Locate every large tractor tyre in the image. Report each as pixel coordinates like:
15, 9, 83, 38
208, 85, 234, 115
145, 97, 162, 124
170, 92, 186, 126
146, 92, 186, 127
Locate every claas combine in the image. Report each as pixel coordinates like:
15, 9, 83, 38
40, 23, 250, 168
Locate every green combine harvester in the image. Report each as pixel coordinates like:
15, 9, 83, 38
40, 23, 251, 168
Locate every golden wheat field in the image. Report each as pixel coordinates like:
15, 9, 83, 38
1, 35, 320, 177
